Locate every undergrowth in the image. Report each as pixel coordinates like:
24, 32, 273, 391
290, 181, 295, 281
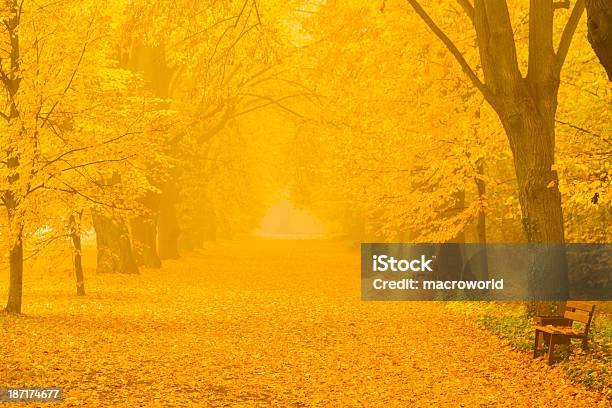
448, 301, 612, 400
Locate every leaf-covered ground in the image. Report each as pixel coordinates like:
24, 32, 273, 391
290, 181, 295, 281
1, 240, 609, 407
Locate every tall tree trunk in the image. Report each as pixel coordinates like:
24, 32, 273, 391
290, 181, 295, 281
92, 211, 139, 274
69, 212, 86, 296
586, 0, 612, 80
122, 43, 179, 260
2, 1, 25, 314
436, 191, 469, 283
131, 216, 162, 268
502, 106, 569, 302
131, 190, 161, 268
472, 0, 576, 303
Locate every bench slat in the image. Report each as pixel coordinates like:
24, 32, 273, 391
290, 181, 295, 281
535, 325, 584, 337
566, 300, 595, 312
564, 310, 591, 325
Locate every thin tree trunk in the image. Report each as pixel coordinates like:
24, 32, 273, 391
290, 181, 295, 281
473, 158, 489, 283
69, 212, 86, 296
131, 216, 161, 267
158, 180, 180, 260
131, 191, 161, 268
503, 109, 569, 304
5, 224, 24, 314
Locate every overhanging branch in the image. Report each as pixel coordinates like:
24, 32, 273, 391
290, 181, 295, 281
456, 0, 474, 23
556, 0, 586, 74
406, 0, 491, 101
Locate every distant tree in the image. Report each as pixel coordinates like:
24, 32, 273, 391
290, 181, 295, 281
68, 212, 86, 296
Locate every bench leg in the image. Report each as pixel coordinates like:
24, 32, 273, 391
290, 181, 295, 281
581, 338, 589, 351
547, 336, 556, 365
533, 330, 540, 358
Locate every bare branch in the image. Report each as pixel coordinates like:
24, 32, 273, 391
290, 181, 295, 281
456, 0, 474, 23
40, 17, 94, 129
237, 93, 306, 118
553, 1, 570, 10
47, 180, 135, 211
556, 0, 585, 74
555, 119, 611, 145
406, 0, 491, 100
253, 0, 261, 25
198, 105, 235, 143
233, 0, 250, 28
41, 130, 142, 171
61, 155, 137, 172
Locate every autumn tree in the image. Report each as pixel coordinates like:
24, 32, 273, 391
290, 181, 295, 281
404, 0, 591, 300
0, 0, 163, 312
292, 2, 505, 248
117, 0, 303, 254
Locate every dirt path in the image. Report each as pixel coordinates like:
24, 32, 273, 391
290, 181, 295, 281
1, 240, 608, 407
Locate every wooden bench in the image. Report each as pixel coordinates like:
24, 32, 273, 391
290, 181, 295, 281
533, 301, 596, 365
